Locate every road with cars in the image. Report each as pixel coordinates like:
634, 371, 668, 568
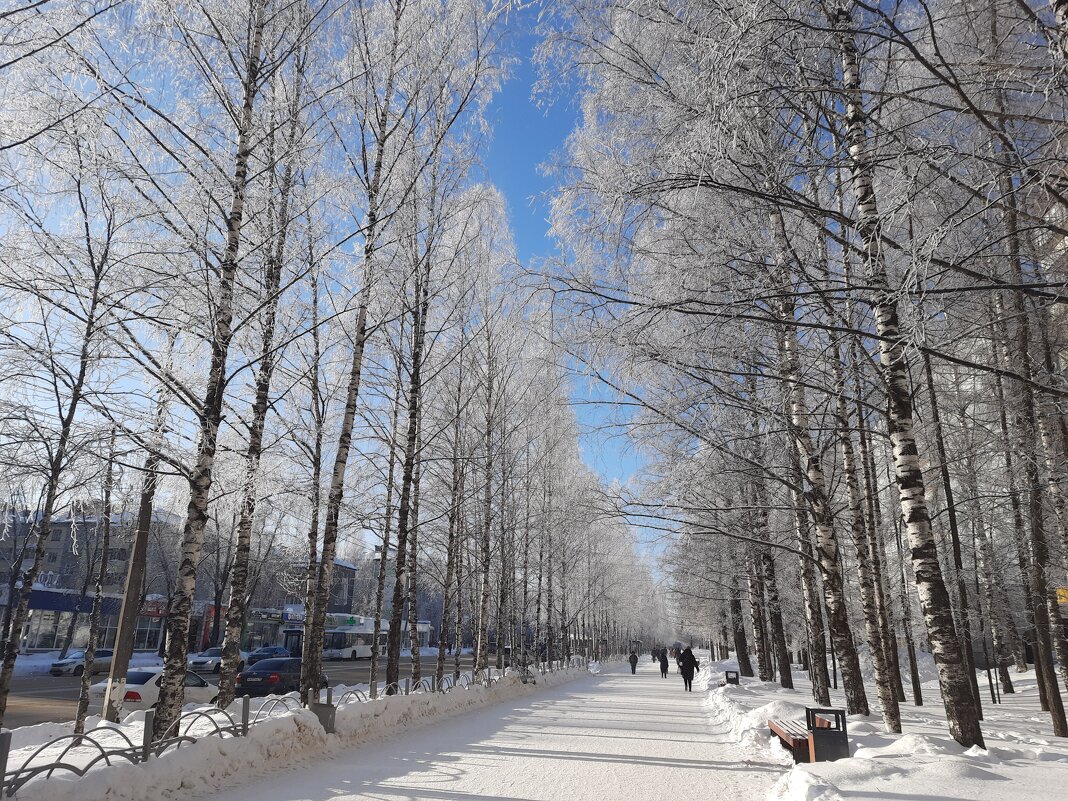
5, 655, 476, 729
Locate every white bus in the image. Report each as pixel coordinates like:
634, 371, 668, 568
322, 627, 385, 660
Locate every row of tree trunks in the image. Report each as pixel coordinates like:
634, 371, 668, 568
833, 6, 983, 748
777, 266, 869, 715
0, 187, 109, 725
298, 263, 326, 704
747, 544, 772, 683
319, 0, 409, 703
386, 234, 432, 691
218, 62, 305, 706
369, 321, 405, 700
406, 433, 425, 683
961, 444, 1018, 695
922, 354, 983, 721
152, 0, 268, 741
75, 432, 115, 734
729, 574, 754, 677
994, 268, 1068, 733
435, 435, 465, 684
788, 448, 830, 704
473, 343, 496, 673
835, 344, 901, 733
302, 292, 372, 703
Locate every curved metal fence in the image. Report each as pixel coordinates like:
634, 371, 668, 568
0, 700, 250, 798
335, 688, 368, 706
0, 651, 602, 797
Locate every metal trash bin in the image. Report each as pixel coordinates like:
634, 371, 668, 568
310, 702, 336, 734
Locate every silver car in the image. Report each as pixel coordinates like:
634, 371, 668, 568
50, 649, 113, 677
187, 647, 245, 673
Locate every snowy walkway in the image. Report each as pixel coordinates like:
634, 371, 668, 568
196, 660, 781, 801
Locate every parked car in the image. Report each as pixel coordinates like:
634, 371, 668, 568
50, 649, 113, 677
234, 658, 327, 697
187, 647, 246, 673
89, 668, 218, 711
247, 645, 291, 665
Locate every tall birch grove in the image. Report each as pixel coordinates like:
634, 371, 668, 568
1, 0, 1066, 757
0, 0, 665, 740
541, 0, 1068, 748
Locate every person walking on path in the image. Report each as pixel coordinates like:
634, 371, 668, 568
658, 649, 669, 679
628, 651, 639, 674
679, 647, 699, 692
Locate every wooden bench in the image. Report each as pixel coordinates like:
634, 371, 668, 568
724, 670, 739, 685
768, 707, 849, 763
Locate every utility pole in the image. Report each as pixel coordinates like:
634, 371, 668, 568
102, 460, 158, 721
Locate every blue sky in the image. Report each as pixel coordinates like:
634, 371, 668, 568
480, 11, 645, 487
481, 11, 566, 271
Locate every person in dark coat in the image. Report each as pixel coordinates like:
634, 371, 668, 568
679, 647, 699, 691
628, 650, 639, 674
658, 649, 669, 679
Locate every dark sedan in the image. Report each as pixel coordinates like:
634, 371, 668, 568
247, 645, 291, 665
234, 658, 327, 697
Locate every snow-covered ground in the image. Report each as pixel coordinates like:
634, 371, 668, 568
15, 650, 1059, 801
12, 665, 590, 801
704, 656, 1068, 801
187, 657, 780, 801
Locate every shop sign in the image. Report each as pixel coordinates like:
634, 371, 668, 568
140, 599, 168, 618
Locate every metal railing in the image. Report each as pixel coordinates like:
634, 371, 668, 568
0, 698, 251, 797
0, 657, 591, 796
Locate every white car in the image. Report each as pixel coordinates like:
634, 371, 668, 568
90, 668, 218, 711
50, 649, 113, 677
187, 647, 246, 673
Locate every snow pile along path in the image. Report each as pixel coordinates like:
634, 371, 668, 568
190, 658, 781, 801
15, 667, 581, 801
703, 657, 1068, 801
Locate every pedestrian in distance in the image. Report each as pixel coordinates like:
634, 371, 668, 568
628, 650, 639, 674
679, 646, 699, 692
658, 649, 669, 678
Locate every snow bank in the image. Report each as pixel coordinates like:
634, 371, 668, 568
9, 654, 59, 678
14, 666, 590, 801
7, 721, 83, 753
707, 683, 806, 762
701, 658, 1068, 801
18, 708, 327, 801
328, 670, 576, 743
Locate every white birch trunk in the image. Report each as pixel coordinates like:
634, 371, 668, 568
76, 433, 115, 734
153, 3, 267, 739
218, 74, 303, 705
833, 5, 983, 747
474, 350, 495, 673
837, 361, 901, 731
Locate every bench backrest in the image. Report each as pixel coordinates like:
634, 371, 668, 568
805, 707, 846, 734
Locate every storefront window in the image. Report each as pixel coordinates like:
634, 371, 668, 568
132, 616, 163, 651
23, 610, 61, 650
98, 615, 118, 649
